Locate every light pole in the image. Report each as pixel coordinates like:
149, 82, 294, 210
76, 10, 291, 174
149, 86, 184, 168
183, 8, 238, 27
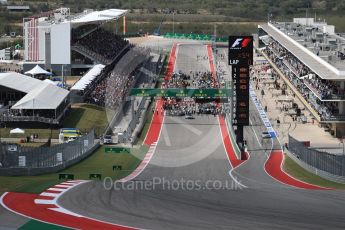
0, 121, 2, 143
172, 11, 175, 34
339, 137, 345, 176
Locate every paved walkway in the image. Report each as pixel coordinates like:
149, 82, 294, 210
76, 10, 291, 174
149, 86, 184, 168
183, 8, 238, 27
113, 97, 143, 133
252, 52, 343, 154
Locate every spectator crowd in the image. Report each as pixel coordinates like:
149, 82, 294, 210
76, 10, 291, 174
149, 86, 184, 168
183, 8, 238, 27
159, 69, 222, 117
265, 39, 342, 120
161, 98, 222, 116
73, 27, 129, 64
85, 47, 150, 110
162, 71, 219, 89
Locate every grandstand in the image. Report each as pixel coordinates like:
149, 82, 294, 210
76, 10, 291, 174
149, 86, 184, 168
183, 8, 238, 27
258, 18, 345, 137
22, 8, 128, 76
84, 47, 151, 109
70, 64, 105, 93
0, 72, 70, 126
18, 7, 157, 137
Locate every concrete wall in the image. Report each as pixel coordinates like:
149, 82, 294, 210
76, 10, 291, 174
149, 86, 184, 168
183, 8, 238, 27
51, 22, 71, 65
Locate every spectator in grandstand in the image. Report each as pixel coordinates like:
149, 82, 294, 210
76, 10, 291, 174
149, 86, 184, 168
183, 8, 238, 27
84, 47, 149, 110
263, 41, 342, 119
73, 28, 129, 63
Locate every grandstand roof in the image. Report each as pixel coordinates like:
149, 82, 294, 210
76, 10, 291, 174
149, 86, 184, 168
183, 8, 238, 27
11, 84, 69, 110
7, 6, 30, 11
260, 23, 345, 80
70, 9, 127, 24
0, 72, 69, 110
71, 64, 105, 91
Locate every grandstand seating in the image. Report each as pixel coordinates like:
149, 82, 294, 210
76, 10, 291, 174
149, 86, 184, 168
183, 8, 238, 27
71, 24, 99, 41
84, 47, 150, 109
264, 40, 342, 120
72, 28, 129, 64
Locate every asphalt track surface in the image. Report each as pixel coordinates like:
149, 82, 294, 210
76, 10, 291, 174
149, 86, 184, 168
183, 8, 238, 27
3, 43, 345, 229
57, 43, 345, 229
0, 203, 28, 230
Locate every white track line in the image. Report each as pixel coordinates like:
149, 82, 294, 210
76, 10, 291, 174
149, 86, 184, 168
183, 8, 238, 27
218, 117, 247, 189
162, 125, 171, 146
250, 84, 329, 189
48, 207, 83, 217
118, 142, 158, 182
40, 192, 61, 198
47, 188, 67, 192
35, 199, 56, 205
229, 168, 247, 189
249, 117, 263, 148
53, 185, 72, 188
0, 192, 75, 230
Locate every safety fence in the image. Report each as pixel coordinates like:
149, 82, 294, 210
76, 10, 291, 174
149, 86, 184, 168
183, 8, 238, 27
0, 130, 99, 176
0, 115, 59, 124
288, 135, 345, 177
110, 53, 165, 144
163, 33, 228, 42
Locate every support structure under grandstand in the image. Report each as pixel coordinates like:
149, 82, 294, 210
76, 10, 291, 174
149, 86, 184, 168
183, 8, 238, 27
22, 8, 128, 76
258, 18, 345, 137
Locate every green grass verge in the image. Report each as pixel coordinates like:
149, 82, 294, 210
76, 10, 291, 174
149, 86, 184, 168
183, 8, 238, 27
0, 145, 148, 194
0, 128, 60, 140
283, 154, 345, 189
0, 66, 164, 193
19, 220, 71, 230
63, 103, 113, 137
60, 145, 148, 180
0, 104, 110, 140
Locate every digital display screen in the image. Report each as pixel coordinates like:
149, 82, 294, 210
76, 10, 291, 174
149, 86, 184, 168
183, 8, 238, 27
228, 36, 253, 66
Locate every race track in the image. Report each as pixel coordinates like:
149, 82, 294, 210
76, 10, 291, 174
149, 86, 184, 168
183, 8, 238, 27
2, 42, 343, 229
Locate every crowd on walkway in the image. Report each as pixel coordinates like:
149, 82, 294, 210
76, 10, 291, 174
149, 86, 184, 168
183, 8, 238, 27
161, 68, 222, 117
162, 71, 219, 89
265, 40, 341, 119
267, 40, 341, 100
161, 99, 221, 116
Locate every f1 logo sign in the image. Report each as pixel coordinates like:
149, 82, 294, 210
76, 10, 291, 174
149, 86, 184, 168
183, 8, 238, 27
228, 35, 253, 67
231, 38, 252, 49
231, 38, 243, 48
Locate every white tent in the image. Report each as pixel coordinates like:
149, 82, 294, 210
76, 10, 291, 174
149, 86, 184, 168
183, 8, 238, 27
24, 65, 52, 76
10, 128, 25, 134
0, 72, 69, 110
43, 79, 59, 86
11, 84, 69, 110
71, 64, 105, 91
